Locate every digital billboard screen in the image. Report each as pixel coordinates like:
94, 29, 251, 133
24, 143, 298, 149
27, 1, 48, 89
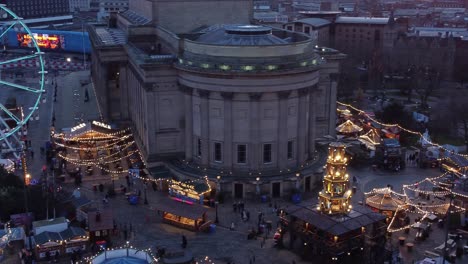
17, 32, 65, 50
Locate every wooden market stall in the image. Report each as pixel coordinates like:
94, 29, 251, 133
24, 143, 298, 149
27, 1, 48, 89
155, 198, 209, 231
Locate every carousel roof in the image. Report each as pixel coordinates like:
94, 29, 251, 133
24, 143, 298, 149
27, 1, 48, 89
336, 120, 363, 134
365, 188, 406, 211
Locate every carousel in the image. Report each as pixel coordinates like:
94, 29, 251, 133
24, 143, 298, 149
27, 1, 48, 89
52, 121, 144, 184
358, 129, 381, 151
365, 187, 406, 218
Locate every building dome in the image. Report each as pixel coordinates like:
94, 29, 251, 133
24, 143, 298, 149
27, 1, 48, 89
196, 25, 289, 46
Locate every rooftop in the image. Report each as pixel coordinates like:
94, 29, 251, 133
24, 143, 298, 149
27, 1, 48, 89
94, 27, 127, 46
294, 18, 332, 28
335, 16, 389, 25
119, 10, 151, 25
88, 209, 114, 232
196, 25, 289, 46
32, 217, 67, 229
286, 204, 386, 236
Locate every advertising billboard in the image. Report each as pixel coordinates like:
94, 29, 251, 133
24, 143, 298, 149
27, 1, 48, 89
17, 32, 65, 50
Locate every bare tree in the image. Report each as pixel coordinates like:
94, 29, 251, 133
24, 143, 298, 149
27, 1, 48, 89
415, 66, 440, 110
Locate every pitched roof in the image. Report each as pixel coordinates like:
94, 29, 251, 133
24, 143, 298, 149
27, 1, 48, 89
33, 217, 67, 229
34, 231, 62, 245
154, 198, 208, 220
59, 227, 87, 241
287, 204, 386, 236
88, 209, 114, 232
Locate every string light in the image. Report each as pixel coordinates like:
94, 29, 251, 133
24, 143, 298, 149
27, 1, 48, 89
337, 101, 468, 158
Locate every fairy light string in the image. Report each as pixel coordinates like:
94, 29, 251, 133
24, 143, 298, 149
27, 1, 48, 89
337, 101, 468, 158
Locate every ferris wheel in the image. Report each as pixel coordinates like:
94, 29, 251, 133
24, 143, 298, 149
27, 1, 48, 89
0, 4, 46, 156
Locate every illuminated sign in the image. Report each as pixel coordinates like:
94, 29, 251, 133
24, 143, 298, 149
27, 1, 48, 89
71, 123, 86, 132
92, 121, 111, 130
17, 33, 64, 50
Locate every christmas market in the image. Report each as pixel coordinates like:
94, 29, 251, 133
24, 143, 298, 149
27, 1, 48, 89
365, 187, 407, 218
52, 121, 145, 185
155, 198, 210, 232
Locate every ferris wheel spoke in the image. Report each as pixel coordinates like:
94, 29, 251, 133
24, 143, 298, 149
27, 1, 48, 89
0, 54, 38, 66
0, 103, 21, 124
0, 21, 17, 40
0, 80, 41, 93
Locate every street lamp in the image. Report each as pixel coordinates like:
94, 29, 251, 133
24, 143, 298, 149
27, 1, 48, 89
256, 177, 260, 195
144, 184, 148, 205
215, 201, 219, 224
295, 173, 300, 190
66, 57, 71, 63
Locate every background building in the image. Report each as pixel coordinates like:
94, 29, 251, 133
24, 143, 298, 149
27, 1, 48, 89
88, 0, 344, 198
69, 0, 91, 12
0, 0, 69, 18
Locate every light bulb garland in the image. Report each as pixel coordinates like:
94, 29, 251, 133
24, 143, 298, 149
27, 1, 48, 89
337, 101, 468, 158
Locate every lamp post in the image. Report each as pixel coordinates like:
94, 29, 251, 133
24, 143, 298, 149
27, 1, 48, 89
144, 184, 148, 205
256, 177, 260, 195
295, 172, 301, 190
215, 201, 219, 224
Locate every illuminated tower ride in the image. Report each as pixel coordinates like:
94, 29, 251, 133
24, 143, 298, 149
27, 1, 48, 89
318, 142, 353, 214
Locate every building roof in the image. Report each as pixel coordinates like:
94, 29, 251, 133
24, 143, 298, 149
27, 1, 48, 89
119, 10, 151, 25
33, 217, 67, 229
335, 16, 389, 25
88, 210, 114, 232
287, 204, 386, 236
34, 231, 62, 245
295, 18, 331, 28
445, 155, 468, 168
196, 25, 289, 46
154, 198, 208, 220
94, 27, 127, 46
59, 227, 87, 241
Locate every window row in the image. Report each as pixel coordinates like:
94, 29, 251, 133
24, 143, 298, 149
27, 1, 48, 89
196, 140, 296, 164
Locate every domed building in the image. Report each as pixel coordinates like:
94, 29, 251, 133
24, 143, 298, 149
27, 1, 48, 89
89, 0, 345, 198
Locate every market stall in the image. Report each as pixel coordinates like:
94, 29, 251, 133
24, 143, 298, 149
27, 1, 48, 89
168, 179, 211, 205
155, 198, 208, 231
336, 120, 362, 137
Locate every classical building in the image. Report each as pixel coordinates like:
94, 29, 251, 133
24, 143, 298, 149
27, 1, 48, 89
88, 0, 344, 198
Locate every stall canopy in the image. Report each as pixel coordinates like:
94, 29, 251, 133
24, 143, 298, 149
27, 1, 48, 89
34, 231, 62, 245
336, 120, 363, 134
155, 198, 207, 220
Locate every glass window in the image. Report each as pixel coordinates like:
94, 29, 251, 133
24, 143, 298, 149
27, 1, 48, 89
197, 138, 202, 157
263, 144, 272, 163
304, 27, 310, 34
287, 140, 294, 160
237, 144, 247, 164
214, 142, 222, 162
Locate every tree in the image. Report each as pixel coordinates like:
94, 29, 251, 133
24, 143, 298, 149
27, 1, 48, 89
414, 66, 440, 110
376, 102, 413, 128
431, 89, 468, 151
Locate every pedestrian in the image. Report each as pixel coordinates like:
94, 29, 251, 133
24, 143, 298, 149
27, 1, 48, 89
30, 150, 34, 159
253, 256, 256, 263
230, 222, 235, 231
246, 211, 250, 221
233, 202, 237, 212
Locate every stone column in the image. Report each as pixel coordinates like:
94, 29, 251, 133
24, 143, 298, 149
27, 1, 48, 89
308, 86, 317, 159
277, 91, 290, 169
328, 74, 339, 137
199, 89, 210, 166
119, 64, 129, 120
297, 88, 309, 165
182, 86, 193, 161
249, 93, 261, 170
222, 92, 233, 169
